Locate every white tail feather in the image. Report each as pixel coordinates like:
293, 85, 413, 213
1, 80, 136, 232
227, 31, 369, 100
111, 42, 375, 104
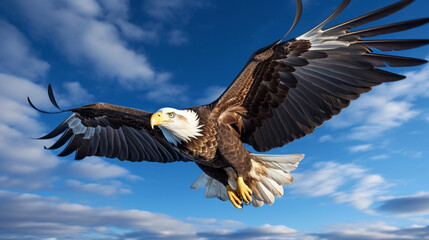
191, 153, 304, 207
252, 198, 264, 207
257, 182, 275, 205
249, 153, 304, 206
260, 177, 284, 197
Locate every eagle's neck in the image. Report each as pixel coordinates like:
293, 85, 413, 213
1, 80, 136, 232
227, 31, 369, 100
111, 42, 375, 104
158, 109, 203, 146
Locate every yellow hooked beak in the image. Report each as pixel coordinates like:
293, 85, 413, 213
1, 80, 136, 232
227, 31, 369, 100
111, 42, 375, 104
150, 112, 172, 129
151, 112, 163, 129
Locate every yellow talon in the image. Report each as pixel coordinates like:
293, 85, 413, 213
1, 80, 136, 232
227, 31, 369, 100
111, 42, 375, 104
237, 177, 252, 203
226, 185, 242, 209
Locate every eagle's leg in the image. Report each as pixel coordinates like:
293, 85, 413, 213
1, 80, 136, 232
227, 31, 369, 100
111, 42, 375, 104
226, 185, 242, 209
237, 176, 252, 203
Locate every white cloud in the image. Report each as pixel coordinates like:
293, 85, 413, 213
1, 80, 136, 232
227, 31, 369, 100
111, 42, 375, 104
66, 157, 140, 180
334, 174, 388, 212
60, 81, 94, 107
65, 179, 132, 196
1, 189, 428, 240
0, 20, 49, 79
9, 0, 183, 97
371, 154, 388, 160
349, 144, 372, 153
291, 162, 365, 197
0, 190, 197, 239
329, 62, 429, 140
291, 161, 388, 211
145, 75, 189, 103
0, 74, 60, 190
313, 221, 429, 240
318, 134, 333, 142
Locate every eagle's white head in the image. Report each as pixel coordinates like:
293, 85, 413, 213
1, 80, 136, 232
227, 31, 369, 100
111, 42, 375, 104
150, 107, 203, 145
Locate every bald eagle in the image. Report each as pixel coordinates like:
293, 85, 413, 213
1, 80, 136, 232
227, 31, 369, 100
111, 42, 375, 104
30, 0, 428, 209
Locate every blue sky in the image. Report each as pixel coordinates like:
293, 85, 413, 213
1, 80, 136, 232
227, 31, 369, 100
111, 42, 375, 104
0, 0, 429, 239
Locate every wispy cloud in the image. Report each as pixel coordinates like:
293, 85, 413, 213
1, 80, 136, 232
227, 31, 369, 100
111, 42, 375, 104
0, 20, 49, 79
168, 29, 189, 46
334, 174, 388, 212
143, 0, 211, 23
371, 154, 388, 160
318, 134, 333, 142
349, 144, 372, 153
291, 161, 388, 211
60, 81, 94, 107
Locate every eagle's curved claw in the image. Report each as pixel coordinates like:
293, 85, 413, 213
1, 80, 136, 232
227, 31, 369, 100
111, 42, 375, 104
237, 177, 252, 203
226, 185, 242, 209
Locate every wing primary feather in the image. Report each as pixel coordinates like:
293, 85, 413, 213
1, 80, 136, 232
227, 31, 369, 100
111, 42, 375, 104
137, 131, 160, 160
300, 0, 351, 39
27, 97, 63, 114
362, 53, 428, 67
341, 18, 429, 39
45, 129, 73, 150
258, 116, 277, 148
283, 98, 313, 133
88, 130, 100, 156
287, 92, 321, 126
47, 84, 62, 110
105, 126, 115, 158
296, 69, 359, 100
117, 127, 129, 160
281, 0, 303, 40
354, 39, 429, 52
293, 76, 342, 114
96, 127, 108, 156
127, 129, 149, 160
323, 0, 414, 35
37, 115, 72, 139
303, 65, 370, 93
121, 127, 141, 161
58, 134, 83, 157
111, 128, 121, 158
75, 139, 91, 160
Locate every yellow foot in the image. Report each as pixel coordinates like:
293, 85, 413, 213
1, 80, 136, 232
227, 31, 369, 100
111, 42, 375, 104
237, 177, 252, 203
226, 185, 242, 209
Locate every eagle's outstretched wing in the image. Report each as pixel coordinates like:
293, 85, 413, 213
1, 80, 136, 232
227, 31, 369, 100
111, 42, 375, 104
210, 0, 429, 152
29, 85, 191, 162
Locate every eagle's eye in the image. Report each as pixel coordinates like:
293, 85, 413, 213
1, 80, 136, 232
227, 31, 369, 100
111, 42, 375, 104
167, 112, 176, 118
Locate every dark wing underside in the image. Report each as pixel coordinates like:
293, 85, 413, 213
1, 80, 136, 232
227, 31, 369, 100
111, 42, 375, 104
210, 0, 429, 152
29, 89, 190, 162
